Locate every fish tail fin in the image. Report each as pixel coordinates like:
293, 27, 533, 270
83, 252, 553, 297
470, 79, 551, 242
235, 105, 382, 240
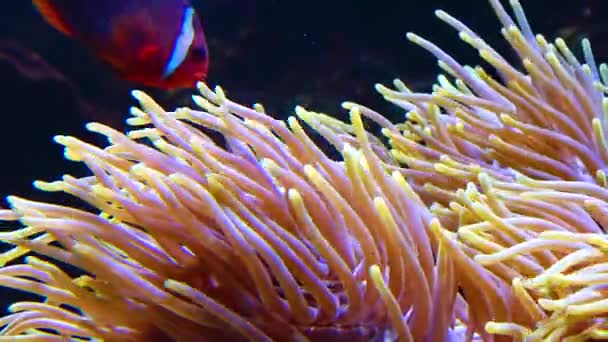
32, 0, 74, 36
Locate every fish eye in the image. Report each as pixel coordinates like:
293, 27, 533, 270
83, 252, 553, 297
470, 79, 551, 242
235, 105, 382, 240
190, 47, 207, 61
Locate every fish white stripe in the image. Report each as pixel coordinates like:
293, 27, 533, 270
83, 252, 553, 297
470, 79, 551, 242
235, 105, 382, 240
163, 6, 196, 79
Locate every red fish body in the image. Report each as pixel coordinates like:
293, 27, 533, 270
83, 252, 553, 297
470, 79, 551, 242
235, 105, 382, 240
33, 0, 209, 89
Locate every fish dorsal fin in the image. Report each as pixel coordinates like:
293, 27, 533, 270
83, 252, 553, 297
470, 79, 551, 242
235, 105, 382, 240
32, 0, 74, 36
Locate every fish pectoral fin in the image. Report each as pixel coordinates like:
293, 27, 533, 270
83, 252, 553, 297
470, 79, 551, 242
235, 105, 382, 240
32, 0, 74, 36
137, 45, 162, 62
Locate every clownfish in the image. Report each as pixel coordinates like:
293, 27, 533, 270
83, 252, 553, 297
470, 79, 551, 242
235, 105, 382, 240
32, 0, 209, 89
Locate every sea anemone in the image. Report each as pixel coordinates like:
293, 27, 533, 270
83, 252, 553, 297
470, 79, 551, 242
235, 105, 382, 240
302, 0, 608, 339
0, 85, 452, 341
2, 0, 608, 341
